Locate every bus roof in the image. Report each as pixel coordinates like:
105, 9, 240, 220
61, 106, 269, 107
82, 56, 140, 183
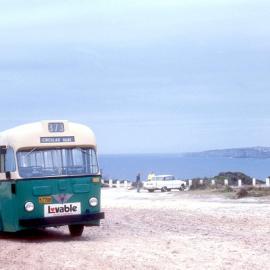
0, 120, 97, 150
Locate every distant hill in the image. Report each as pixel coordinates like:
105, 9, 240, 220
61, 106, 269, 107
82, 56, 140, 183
184, 147, 270, 159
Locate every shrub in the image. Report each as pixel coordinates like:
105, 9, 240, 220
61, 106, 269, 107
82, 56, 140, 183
235, 188, 248, 199
219, 185, 233, 193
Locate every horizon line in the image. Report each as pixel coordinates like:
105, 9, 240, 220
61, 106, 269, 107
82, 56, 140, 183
98, 145, 270, 156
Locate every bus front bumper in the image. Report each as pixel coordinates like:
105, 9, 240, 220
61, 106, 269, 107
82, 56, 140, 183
19, 212, 105, 228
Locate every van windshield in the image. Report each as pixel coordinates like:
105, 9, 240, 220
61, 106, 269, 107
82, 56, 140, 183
153, 176, 175, 181
17, 147, 99, 178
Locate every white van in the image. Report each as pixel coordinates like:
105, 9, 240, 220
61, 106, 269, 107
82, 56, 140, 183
144, 175, 186, 192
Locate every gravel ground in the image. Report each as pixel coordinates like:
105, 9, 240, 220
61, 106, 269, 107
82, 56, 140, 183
1, 188, 270, 270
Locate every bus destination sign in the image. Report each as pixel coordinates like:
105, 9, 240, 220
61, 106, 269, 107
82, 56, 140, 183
48, 122, 65, 133
40, 136, 75, 143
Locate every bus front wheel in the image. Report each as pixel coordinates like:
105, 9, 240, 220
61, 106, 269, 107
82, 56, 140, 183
68, 224, 84, 237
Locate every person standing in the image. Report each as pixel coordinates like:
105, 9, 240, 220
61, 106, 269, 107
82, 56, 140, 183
136, 173, 141, 193
147, 172, 155, 181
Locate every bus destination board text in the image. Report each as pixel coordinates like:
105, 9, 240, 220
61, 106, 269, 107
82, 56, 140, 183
40, 136, 75, 143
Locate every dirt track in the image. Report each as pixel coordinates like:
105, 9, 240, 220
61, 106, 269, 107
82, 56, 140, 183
1, 189, 270, 270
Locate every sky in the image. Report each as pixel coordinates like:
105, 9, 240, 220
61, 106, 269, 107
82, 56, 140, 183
0, 0, 269, 154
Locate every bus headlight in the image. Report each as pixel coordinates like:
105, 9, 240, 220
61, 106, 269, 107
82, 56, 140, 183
25, 202, 35, 212
89, 197, 98, 207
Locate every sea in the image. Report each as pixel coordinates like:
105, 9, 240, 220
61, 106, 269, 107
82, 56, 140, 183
99, 154, 270, 181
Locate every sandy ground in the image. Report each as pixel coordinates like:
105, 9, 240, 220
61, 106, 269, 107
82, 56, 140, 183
1, 188, 270, 270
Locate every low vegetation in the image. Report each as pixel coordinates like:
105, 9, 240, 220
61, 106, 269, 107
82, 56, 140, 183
235, 188, 249, 198
189, 171, 256, 190
239, 187, 270, 198
188, 172, 270, 199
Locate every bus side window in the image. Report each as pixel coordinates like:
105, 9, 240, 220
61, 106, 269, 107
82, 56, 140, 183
0, 146, 6, 173
0, 152, 4, 173
5, 147, 16, 172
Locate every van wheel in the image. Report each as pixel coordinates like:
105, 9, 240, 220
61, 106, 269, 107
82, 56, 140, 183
161, 187, 167, 192
179, 184, 185, 191
68, 224, 84, 237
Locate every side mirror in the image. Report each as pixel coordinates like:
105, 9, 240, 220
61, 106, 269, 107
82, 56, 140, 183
0, 146, 7, 155
5, 171, 11, 180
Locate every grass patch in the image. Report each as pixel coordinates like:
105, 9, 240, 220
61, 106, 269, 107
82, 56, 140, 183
233, 187, 270, 199
245, 187, 270, 197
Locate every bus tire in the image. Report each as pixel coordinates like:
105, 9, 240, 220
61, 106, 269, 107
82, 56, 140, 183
68, 224, 84, 237
148, 189, 154, 193
161, 187, 167, 192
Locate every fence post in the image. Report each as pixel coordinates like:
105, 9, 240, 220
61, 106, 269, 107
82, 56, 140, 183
252, 178, 256, 186
109, 179, 113, 188
189, 180, 192, 187
211, 179, 215, 185
124, 180, 128, 188
116, 180, 120, 188
200, 179, 204, 185
224, 179, 228, 186
266, 178, 270, 187
238, 179, 242, 187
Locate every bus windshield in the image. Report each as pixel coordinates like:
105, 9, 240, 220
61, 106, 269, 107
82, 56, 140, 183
17, 147, 99, 178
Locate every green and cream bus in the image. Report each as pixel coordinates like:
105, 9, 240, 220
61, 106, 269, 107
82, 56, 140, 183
0, 120, 104, 236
